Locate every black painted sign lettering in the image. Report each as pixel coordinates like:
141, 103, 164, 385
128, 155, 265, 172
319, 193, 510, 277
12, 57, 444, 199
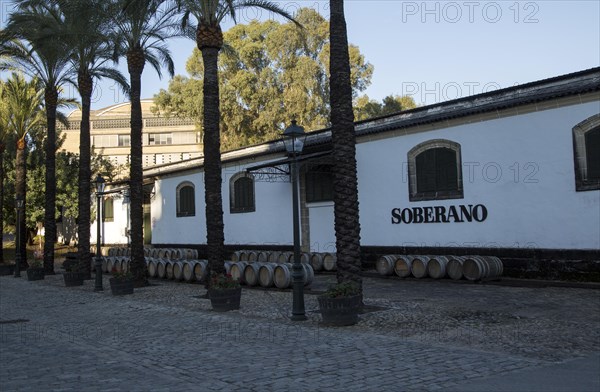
391, 204, 488, 224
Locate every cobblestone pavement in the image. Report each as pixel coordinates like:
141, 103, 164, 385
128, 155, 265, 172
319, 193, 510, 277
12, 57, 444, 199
1, 272, 599, 391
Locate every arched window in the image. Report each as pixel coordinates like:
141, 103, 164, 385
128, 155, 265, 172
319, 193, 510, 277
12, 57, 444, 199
573, 114, 600, 191
408, 139, 463, 201
176, 182, 195, 217
103, 197, 114, 222
230, 172, 255, 213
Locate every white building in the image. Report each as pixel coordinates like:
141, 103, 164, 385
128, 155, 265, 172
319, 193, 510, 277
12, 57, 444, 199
96, 68, 600, 278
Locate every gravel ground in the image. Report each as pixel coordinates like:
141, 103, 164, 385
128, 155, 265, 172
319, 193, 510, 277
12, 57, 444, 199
35, 266, 600, 364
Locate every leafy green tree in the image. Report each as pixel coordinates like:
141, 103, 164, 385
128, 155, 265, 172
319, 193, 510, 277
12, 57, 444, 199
153, 8, 374, 149
113, 0, 183, 286
354, 94, 418, 121
329, 0, 362, 295
0, 81, 8, 264
176, 0, 298, 276
2, 2, 75, 273
0, 73, 45, 266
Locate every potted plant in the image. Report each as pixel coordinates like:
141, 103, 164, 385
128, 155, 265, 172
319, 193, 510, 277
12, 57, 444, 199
0, 262, 15, 276
109, 267, 134, 295
26, 258, 45, 281
62, 258, 85, 287
208, 272, 241, 312
318, 281, 361, 326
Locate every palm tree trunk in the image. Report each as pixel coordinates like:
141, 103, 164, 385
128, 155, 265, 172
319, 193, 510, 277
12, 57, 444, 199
128, 49, 148, 287
0, 143, 4, 265
201, 45, 225, 276
43, 87, 58, 274
77, 71, 93, 277
16, 137, 28, 269
330, 0, 363, 293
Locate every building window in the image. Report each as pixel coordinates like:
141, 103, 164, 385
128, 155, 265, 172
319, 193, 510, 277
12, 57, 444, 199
148, 133, 173, 145
230, 173, 255, 213
573, 114, 600, 191
305, 165, 333, 203
118, 134, 130, 147
103, 197, 114, 222
408, 139, 463, 201
176, 182, 195, 217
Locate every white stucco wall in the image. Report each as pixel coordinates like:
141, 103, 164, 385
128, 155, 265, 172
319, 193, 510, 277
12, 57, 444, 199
143, 98, 599, 251
151, 159, 295, 246
357, 101, 600, 250
90, 195, 129, 245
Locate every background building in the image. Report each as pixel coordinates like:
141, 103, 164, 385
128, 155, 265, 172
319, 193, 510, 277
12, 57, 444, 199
59, 99, 202, 175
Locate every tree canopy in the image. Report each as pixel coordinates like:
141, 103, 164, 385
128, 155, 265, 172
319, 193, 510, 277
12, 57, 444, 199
153, 8, 376, 149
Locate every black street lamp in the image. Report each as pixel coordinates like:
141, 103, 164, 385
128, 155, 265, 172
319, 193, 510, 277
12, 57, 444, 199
94, 174, 105, 291
14, 195, 24, 278
283, 120, 308, 321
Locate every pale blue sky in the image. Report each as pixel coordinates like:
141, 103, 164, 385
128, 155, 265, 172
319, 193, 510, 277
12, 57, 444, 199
3, 1, 599, 111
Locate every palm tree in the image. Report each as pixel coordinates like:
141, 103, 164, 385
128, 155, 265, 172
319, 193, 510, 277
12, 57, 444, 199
1, 3, 74, 274
329, 0, 362, 294
43, 0, 128, 275
1, 73, 46, 267
114, 0, 183, 286
177, 0, 298, 276
0, 81, 8, 265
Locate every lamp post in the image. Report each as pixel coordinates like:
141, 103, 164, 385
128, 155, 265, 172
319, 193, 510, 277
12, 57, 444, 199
94, 174, 105, 291
14, 195, 24, 278
283, 120, 307, 321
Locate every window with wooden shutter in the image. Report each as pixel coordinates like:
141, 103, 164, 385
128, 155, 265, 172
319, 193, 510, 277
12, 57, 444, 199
230, 173, 255, 213
176, 182, 195, 217
306, 165, 334, 203
408, 140, 463, 201
573, 114, 600, 191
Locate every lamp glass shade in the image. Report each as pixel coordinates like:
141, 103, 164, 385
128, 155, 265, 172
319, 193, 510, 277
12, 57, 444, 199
95, 175, 105, 194
283, 120, 306, 155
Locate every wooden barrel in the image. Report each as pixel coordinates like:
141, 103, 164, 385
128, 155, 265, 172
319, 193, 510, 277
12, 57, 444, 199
376, 255, 397, 276
310, 253, 324, 272
300, 252, 310, 264
171, 249, 182, 259
224, 261, 234, 275
193, 260, 208, 282
182, 260, 197, 282
278, 252, 292, 263
267, 251, 281, 263
172, 261, 186, 281
243, 262, 264, 286
108, 248, 115, 257
410, 255, 430, 278
273, 263, 292, 289
239, 251, 249, 262
147, 258, 158, 278
427, 256, 449, 279
484, 256, 504, 279
230, 262, 247, 284
156, 259, 169, 279
462, 256, 489, 281
273, 263, 314, 288
323, 253, 337, 271
258, 263, 276, 287
165, 260, 175, 279
125, 248, 131, 256
231, 251, 242, 262
101, 257, 109, 273
446, 256, 464, 280
120, 258, 130, 273
257, 251, 268, 263
302, 263, 314, 286
393, 255, 412, 278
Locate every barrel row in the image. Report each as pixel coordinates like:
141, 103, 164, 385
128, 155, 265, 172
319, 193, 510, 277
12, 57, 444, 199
105, 257, 315, 290
230, 250, 337, 273
376, 255, 503, 281
226, 261, 314, 289
106, 247, 199, 260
